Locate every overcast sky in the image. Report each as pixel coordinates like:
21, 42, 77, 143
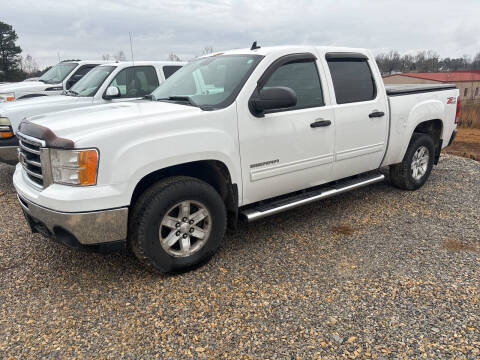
3, 0, 480, 68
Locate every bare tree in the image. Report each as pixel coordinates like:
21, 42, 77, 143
102, 54, 111, 61
472, 52, 480, 69
22, 54, 38, 74
167, 52, 181, 61
376, 49, 479, 74
202, 46, 214, 55
114, 50, 126, 61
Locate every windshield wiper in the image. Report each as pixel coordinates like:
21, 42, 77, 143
157, 96, 199, 108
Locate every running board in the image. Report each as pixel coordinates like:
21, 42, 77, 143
241, 173, 385, 222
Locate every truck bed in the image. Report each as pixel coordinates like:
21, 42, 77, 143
385, 83, 456, 96
382, 84, 458, 167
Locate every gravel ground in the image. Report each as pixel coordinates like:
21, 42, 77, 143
0, 154, 479, 359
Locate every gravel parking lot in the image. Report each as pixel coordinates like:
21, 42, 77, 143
0, 154, 479, 359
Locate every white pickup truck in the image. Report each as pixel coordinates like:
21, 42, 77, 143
13, 45, 459, 273
0, 61, 185, 164
0, 60, 110, 103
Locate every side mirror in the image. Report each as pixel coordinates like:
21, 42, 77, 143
103, 86, 121, 100
249, 86, 297, 116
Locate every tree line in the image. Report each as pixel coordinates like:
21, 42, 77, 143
376, 50, 480, 75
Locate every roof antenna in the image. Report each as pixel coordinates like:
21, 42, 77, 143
129, 32, 135, 65
250, 41, 261, 50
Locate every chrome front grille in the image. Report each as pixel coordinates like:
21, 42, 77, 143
17, 133, 45, 187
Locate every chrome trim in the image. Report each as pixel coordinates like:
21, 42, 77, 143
0, 125, 11, 131
17, 132, 45, 187
17, 132, 46, 147
242, 174, 385, 222
0, 146, 18, 165
18, 141, 40, 155
23, 157, 41, 167
22, 166, 43, 179
21, 169, 44, 190
40, 148, 53, 187
17, 194, 128, 245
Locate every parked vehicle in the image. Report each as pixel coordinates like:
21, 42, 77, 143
13, 45, 459, 273
0, 61, 185, 164
0, 60, 108, 103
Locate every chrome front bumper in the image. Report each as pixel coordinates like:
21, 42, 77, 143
17, 194, 128, 245
0, 146, 18, 165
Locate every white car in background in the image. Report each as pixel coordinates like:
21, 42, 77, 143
0, 61, 185, 164
0, 60, 109, 102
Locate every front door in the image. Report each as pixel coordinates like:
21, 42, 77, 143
237, 54, 336, 205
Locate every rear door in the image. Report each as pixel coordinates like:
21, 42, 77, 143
237, 53, 335, 204
324, 53, 388, 179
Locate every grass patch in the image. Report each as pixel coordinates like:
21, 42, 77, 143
443, 239, 478, 253
458, 102, 480, 129
331, 224, 355, 236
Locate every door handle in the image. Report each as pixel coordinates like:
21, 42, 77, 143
369, 111, 385, 118
310, 119, 331, 128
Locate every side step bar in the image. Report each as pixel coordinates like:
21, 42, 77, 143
241, 173, 385, 222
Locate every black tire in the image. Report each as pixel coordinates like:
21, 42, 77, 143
129, 176, 227, 273
389, 133, 435, 190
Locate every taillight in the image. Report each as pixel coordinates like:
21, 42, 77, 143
455, 96, 460, 124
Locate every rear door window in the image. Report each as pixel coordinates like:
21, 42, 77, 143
326, 58, 376, 104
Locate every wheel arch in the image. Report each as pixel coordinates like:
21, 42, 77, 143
130, 160, 239, 228
411, 119, 443, 164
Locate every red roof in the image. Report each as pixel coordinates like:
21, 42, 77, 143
384, 71, 480, 82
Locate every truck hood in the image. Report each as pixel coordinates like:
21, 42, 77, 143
0, 81, 50, 94
0, 95, 93, 132
28, 100, 202, 143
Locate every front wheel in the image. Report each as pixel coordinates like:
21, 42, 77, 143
389, 133, 435, 190
129, 176, 227, 273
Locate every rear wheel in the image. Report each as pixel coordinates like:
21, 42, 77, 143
390, 133, 435, 190
129, 176, 227, 273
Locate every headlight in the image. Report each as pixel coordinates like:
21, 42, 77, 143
0, 117, 13, 138
0, 93, 15, 102
50, 148, 98, 186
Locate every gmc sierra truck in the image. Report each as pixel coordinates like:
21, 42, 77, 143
13, 45, 459, 273
0, 60, 108, 102
0, 61, 185, 164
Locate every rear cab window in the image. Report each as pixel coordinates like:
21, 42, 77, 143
326, 54, 377, 104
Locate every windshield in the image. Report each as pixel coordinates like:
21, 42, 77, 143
151, 54, 263, 109
69, 66, 115, 97
39, 62, 78, 84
